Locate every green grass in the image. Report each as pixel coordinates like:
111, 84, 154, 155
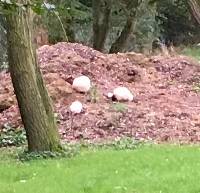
181, 47, 200, 61
1, 145, 200, 193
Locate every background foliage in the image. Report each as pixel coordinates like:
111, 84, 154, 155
0, 16, 7, 70
156, 0, 200, 46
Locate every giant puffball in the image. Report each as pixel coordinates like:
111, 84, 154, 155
72, 75, 91, 93
113, 86, 134, 101
69, 100, 83, 114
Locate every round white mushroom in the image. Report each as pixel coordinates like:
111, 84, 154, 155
107, 92, 114, 98
72, 75, 91, 93
113, 86, 134, 101
69, 101, 83, 114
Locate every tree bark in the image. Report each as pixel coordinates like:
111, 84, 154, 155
109, 0, 139, 53
92, 0, 111, 51
188, 0, 200, 25
109, 15, 135, 53
6, 0, 61, 152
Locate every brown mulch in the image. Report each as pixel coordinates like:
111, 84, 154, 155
0, 42, 200, 143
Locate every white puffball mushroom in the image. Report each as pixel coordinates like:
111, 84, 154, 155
113, 86, 134, 101
69, 101, 83, 114
72, 75, 91, 93
107, 92, 114, 98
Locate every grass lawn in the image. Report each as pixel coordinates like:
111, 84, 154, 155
181, 47, 200, 61
1, 145, 200, 193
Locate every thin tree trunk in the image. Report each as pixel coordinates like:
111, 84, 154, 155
109, 15, 135, 53
188, 0, 200, 25
6, 0, 61, 152
92, 0, 111, 51
109, 0, 139, 53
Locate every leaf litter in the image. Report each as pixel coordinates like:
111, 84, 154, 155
0, 42, 200, 143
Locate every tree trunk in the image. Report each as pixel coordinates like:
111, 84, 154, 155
92, 0, 111, 51
109, 15, 135, 53
6, 0, 61, 152
188, 0, 200, 25
109, 0, 139, 53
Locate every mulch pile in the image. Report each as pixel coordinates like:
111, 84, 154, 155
0, 42, 200, 143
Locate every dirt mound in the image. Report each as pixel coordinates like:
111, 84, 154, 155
0, 42, 200, 143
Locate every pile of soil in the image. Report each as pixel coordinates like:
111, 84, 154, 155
0, 42, 200, 143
